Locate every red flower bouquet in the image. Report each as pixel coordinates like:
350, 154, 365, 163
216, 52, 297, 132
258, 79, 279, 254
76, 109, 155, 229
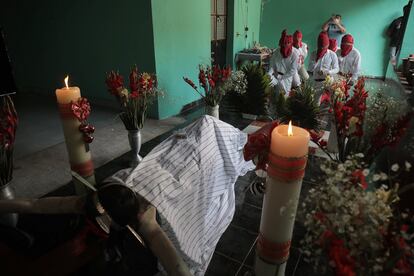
106, 66, 160, 130
314, 77, 368, 162
0, 95, 18, 186
183, 65, 232, 106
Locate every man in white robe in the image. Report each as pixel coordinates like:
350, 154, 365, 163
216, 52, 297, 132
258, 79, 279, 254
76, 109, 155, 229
292, 30, 309, 87
308, 31, 339, 83
268, 30, 300, 96
337, 34, 361, 84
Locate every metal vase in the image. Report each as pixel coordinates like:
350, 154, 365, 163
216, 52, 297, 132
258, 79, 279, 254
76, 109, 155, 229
327, 122, 339, 153
0, 181, 18, 227
206, 105, 219, 119
128, 129, 143, 168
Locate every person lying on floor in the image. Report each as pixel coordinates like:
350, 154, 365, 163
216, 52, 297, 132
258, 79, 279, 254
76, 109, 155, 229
0, 181, 191, 276
0, 115, 254, 275
107, 115, 255, 275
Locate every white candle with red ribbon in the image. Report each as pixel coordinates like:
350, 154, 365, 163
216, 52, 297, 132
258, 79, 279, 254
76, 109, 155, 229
55, 76, 95, 192
255, 121, 309, 276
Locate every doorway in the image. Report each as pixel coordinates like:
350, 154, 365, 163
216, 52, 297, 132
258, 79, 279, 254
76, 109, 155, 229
211, 0, 228, 67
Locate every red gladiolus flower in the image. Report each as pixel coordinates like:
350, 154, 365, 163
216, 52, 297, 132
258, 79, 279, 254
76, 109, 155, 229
0, 96, 18, 147
183, 77, 197, 90
320, 91, 331, 104
129, 65, 139, 92
309, 130, 323, 143
319, 140, 327, 148
321, 233, 356, 276
198, 69, 207, 89
314, 212, 326, 222
351, 169, 367, 190
106, 71, 124, 96
208, 78, 215, 89
130, 91, 139, 99
401, 224, 409, 233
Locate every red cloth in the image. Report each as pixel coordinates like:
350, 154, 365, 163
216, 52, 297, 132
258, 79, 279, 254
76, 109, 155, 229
279, 30, 293, 58
316, 32, 329, 61
293, 30, 303, 48
243, 121, 279, 171
329, 39, 337, 52
341, 34, 354, 57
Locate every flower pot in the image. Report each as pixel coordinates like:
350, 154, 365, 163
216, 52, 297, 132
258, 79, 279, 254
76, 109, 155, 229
206, 105, 219, 119
0, 181, 18, 227
128, 130, 143, 168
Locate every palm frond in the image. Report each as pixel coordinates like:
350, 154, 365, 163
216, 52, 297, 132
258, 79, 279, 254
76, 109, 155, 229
275, 80, 321, 130
241, 63, 270, 115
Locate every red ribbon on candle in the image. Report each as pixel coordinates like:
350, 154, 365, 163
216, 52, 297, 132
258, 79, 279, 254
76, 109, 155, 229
267, 152, 307, 182
71, 159, 94, 177
257, 233, 291, 264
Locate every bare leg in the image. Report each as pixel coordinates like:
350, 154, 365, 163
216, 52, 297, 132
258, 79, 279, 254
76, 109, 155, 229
138, 206, 192, 276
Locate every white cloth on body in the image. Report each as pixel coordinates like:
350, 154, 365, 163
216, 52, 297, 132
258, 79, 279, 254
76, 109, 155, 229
268, 47, 300, 95
308, 49, 339, 80
293, 42, 309, 87
108, 115, 255, 275
337, 48, 361, 81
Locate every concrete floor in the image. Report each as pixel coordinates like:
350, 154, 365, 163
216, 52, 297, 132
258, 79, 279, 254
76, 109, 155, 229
11, 93, 186, 198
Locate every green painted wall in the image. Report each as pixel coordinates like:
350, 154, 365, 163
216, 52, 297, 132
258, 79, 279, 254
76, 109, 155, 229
260, 0, 408, 78
0, 0, 155, 103
151, 0, 211, 119
227, 0, 262, 66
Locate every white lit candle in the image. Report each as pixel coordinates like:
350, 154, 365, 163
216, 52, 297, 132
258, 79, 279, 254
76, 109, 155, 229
270, 122, 310, 158
255, 121, 309, 276
55, 76, 95, 193
55, 76, 81, 104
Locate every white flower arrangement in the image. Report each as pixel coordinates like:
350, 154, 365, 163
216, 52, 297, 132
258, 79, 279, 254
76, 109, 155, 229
223, 70, 247, 95
299, 154, 413, 275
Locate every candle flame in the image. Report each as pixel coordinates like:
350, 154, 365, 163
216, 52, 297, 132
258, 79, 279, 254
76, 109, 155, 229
64, 76, 69, 89
288, 121, 293, 136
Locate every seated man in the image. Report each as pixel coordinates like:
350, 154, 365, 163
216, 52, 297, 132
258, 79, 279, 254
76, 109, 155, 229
308, 31, 339, 86
292, 30, 309, 87
109, 115, 254, 275
268, 30, 300, 96
337, 34, 361, 84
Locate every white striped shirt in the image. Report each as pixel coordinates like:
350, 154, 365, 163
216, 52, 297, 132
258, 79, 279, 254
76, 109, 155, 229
110, 116, 254, 275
